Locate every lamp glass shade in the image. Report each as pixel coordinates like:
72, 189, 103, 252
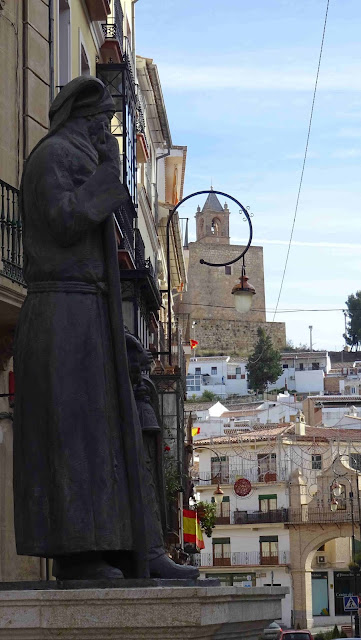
332, 483, 342, 497
213, 486, 224, 504
233, 289, 254, 314
330, 499, 338, 512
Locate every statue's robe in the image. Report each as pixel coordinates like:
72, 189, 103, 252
13, 122, 144, 558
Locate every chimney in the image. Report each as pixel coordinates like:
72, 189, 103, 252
295, 409, 306, 436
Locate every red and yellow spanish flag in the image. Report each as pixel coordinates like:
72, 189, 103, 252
190, 339, 198, 349
192, 427, 200, 437
183, 509, 205, 549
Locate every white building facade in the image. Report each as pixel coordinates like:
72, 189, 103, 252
268, 352, 331, 395
192, 422, 361, 630
186, 356, 248, 399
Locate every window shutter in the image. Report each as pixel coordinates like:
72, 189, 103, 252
212, 537, 230, 545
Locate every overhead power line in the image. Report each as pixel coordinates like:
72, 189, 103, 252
183, 301, 345, 313
272, 0, 331, 322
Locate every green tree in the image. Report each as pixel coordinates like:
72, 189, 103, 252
344, 291, 361, 350
247, 327, 283, 393
200, 390, 216, 402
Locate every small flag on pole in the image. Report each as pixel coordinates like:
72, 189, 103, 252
183, 509, 205, 549
192, 427, 200, 437
190, 340, 198, 349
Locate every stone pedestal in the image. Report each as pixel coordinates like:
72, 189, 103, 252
0, 585, 287, 639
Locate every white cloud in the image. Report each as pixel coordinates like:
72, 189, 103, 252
159, 64, 361, 92
331, 149, 361, 159
336, 127, 361, 138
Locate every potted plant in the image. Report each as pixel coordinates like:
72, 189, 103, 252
196, 501, 216, 537
348, 560, 359, 575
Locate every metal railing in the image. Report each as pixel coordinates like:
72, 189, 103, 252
101, 0, 124, 51
194, 550, 290, 568
233, 508, 289, 525
194, 467, 289, 485
123, 36, 135, 82
288, 506, 360, 524
114, 200, 135, 259
0, 179, 25, 285
134, 227, 145, 268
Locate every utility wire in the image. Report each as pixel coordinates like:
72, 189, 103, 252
272, 0, 330, 322
184, 301, 344, 313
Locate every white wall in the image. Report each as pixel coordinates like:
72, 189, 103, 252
187, 357, 248, 398
269, 368, 324, 394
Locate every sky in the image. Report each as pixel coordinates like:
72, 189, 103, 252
136, 0, 361, 352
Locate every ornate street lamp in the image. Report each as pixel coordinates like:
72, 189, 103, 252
166, 189, 254, 363
213, 484, 224, 505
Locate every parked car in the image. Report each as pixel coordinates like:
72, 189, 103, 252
279, 632, 313, 640
263, 622, 287, 639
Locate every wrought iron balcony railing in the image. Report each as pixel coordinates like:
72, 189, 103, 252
114, 200, 135, 260
288, 506, 360, 524
101, 0, 124, 50
233, 508, 289, 525
194, 467, 289, 486
0, 179, 25, 286
123, 36, 135, 82
193, 550, 290, 568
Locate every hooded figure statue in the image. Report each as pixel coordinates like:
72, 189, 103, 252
13, 76, 198, 581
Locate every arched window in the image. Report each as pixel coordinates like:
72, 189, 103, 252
211, 218, 221, 236
199, 217, 204, 237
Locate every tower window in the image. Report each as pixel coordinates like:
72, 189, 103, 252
211, 218, 221, 236
225, 266, 231, 275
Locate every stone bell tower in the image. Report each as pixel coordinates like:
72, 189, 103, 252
195, 189, 230, 244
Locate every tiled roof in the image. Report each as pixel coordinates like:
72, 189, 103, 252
195, 424, 294, 444
194, 423, 361, 445
223, 402, 263, 412
281, 351, 328, 359
184, 401, 217, 411
201, 191, 224, 213
308, 395, 361, 403
221, 409, 261, 417
189, 356, 229, 362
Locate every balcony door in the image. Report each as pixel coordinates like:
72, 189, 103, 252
213, 496, 230, 525
260, 535, 278, 565
211, 456, 229, 484
212, 537, 231, 566
257, 453, 277, 482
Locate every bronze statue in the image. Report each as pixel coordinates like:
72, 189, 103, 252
13, 76, 198, 581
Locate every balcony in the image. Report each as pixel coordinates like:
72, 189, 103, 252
215, 503, 230, 525
194, 550, 290, 568
233, 508, 289, 525
288, 506, 360, 525
195, 467, 289, 486
97, 62, 137, 204
100, 0, 123, 63
85, 0, 110, 22
0, 179, 25, 286
136, 89, 150, 163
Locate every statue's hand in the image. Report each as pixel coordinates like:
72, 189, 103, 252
93, 128, 120, 169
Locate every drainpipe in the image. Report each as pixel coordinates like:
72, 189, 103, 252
49, 0, 54, 103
